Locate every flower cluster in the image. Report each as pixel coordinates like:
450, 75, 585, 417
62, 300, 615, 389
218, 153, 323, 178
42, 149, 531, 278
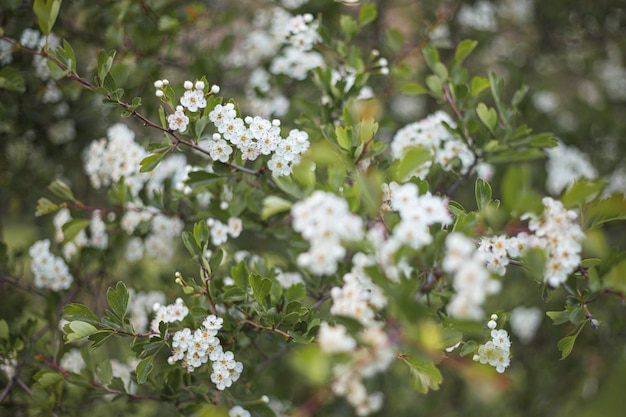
510, 306, 543, 344
150, 297, 189, 333
207, 217, 243, 246
525, 197, 585, 287
321, 254, 393, 416
391, 111, 480, 180
198, 101, 311, 176
473, 314, 512, 373
168, 315, 243, 390
60, 349, 86, 374
545, 141, 597, 195
228, 406, 251, 417
375, 182, 452, 281
83, 123, 148, 195
29, 239, 74, 291
270, 13, 323, 80
443, 233, 501, 320
291, 191, 364, 275
330, 326, 394, 416
120, 209, 184, 262
330, 253, 386, 327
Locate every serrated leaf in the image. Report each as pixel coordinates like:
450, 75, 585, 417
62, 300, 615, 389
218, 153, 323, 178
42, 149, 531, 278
557, 323, 584, 360
35, 197, 59, 217
63, 303, 100, 326
193, 221, 209, 248
107, 281, 129, 320
250, 274, 272, 306
403, 356, 443, 394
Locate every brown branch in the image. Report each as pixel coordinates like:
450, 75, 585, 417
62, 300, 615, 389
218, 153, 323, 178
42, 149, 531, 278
240, 319, 293, 341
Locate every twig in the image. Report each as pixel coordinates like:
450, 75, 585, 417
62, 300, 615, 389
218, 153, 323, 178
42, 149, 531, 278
240, 319, 293, 341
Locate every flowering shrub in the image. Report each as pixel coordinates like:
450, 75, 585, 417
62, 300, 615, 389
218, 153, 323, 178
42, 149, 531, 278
1, 1, 626, 416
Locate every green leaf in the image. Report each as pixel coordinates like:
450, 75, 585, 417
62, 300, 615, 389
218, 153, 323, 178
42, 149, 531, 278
422, 45, 440, 72
394, 147, 433, 181
250, 274, 272, 306
425, 74, 443, 97
401, 83, 428, 95
193, 221, 209, 248
557, 323, 585, 360
96, 49, 116, 84
186, 170, 224, 188
403, 355, 443, 394
261, 196, 293, 220
33, 0, 63, 35
0, 67, 26, 93
476, 103, 497, 134
35, 197, 59, 217
231, 261, 249, 289
561, 180, 607, 208
0, 319, 9, 340
529, 133, 557, 147
475, 178, 492, 211
136, 355, 154, 384
49, 179, 75, 201
140, 153, 167, 173
63, 303, 100, 326
358, 3, 377, 27
546, 310, 571, 326
340, 15, 358, 40
583, 194, 626, 228
335, 125, 351, 151
107, 281, 129, 321
66, 321, 98, 343
182, 231, 201, 258
470, 76, 490, 96
62, 219, 91, 244
453, 39, 478, 68
603, 259, 626, 294
485, 148, 545, 164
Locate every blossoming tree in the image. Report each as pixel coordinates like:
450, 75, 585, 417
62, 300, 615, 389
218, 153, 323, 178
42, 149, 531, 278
1, 1, 626, 416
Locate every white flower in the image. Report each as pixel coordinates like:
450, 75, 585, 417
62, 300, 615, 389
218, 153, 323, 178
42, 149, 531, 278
318, 322, 357, 354
229, 406, 251, 417
167, 106, 189, 132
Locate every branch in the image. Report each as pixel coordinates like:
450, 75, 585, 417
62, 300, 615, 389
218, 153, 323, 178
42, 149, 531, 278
240, 319, 293, 341
2, 36, 265, 178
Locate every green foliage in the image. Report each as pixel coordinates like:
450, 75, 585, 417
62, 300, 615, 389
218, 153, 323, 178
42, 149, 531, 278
1, 1, 626, 416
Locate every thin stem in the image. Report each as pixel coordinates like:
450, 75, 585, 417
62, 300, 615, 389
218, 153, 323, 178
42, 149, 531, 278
2, 36, 264, 178
240, 319, 293, 341
0, 273, 47, 297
